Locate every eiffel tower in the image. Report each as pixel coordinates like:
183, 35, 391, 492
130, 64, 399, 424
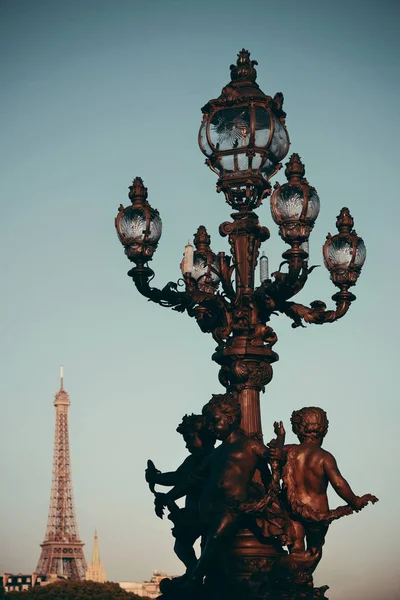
36, 367, 87, 579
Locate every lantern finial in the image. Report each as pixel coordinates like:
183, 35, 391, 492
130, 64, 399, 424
285, 153, 306, 183
230, 49, 258, 83
336, 207, 354, 234
129, 177, 148, 208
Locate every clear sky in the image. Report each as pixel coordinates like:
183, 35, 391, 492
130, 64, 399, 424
0, 1, 399, 598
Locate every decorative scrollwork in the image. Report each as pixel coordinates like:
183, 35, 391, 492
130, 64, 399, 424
124, 162, 362, 401
129, 267, 192, 313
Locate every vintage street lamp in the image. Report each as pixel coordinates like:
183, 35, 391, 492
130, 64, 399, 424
115, 49, 367, 592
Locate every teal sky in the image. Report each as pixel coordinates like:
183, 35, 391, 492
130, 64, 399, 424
0, 1, 399, 598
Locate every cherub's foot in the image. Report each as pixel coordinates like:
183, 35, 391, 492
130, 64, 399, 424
159, 572, 203, 596
158, 575, 188, 594
313, 584, 329, 598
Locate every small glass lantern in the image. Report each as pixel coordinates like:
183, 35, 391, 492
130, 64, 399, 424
323, 207, 366, 288
199, 49, 290, 210
270, 154, 320, 245
180, 226, 219, 294
115, 177, 162, 265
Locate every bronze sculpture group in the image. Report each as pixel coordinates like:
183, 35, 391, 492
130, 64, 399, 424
146, 396, 377, 599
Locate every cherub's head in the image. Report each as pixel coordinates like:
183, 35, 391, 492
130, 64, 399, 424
202, 393, 241, 441
291, 407, 329, 443
176, 414, 215, 455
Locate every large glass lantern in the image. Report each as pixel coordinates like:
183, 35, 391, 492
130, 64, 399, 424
115, 177, 162, 265
199, 49, 290, 211
270, 154, 320, 248
323, 207, 366, 288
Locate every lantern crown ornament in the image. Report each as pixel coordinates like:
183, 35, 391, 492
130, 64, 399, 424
198, 49, 290, 211
115, 177, 162, 266
229, 48, 258, 84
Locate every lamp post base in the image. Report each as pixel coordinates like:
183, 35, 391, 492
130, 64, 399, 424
157, 529, 329, 600
158, 577, 329, 600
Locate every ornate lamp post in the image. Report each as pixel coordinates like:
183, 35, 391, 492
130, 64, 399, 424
115, 50, 369, 597
115, 49, 365, 434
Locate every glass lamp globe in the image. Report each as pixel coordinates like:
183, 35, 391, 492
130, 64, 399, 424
115, 177, 162, 263
323, 207, 366, 288
199, 49, 290, 210
270, 154, 320, 244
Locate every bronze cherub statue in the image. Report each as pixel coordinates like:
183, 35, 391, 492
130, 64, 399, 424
271, 407, 378, 577
185, 393, 287, 584
145, 413, 215, 573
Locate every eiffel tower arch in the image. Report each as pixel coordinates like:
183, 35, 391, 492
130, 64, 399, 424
36, 367, 87, 580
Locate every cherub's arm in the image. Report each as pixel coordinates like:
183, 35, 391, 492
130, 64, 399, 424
153, 472, 179, 486
145, 457, 190, 488
252, 424, 286, 491
164, 481, 189, 503
152, 474, 191, 519
273, 421, 286, 450
263, 421, 288, 464
251, 439, 272, 486
323, 453, 378, 510
162, 454, 212, 504
252, 421, 286, 459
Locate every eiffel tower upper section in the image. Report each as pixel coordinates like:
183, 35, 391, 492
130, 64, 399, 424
36, 367, 87, 580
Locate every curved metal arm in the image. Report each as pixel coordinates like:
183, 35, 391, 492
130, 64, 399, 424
128, 265, 192, 313
279, 289, 356, 329
128, 265, 233, 346
252, 262, 319, 325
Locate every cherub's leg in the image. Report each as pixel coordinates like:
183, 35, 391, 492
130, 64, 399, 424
287, 520, 306, 554
305, 523, 328, 569
173, 531, 199, 572
192, 511, 237, 579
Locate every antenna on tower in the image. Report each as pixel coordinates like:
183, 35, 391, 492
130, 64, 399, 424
60, 365, 64, 390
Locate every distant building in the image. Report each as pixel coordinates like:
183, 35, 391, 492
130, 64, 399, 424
2, 572, 66, 593
85, 530, 106, 583
119, 571, 175, 598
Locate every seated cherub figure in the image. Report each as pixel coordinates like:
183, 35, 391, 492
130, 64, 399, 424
145, 413, 215, 572
274, 407, 378, 569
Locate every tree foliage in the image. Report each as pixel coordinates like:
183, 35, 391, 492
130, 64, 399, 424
6, 580, 150, 600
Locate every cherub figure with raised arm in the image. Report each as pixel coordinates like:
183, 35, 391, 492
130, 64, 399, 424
271, 407, 378, 572
181, 393, 287, 583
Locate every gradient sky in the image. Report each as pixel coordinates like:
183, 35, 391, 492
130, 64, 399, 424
0, 1, 399, 598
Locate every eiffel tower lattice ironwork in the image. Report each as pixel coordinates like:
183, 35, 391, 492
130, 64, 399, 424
36, 367, 87, 579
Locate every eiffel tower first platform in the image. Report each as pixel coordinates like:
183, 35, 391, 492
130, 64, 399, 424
36, 367, 87, 580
